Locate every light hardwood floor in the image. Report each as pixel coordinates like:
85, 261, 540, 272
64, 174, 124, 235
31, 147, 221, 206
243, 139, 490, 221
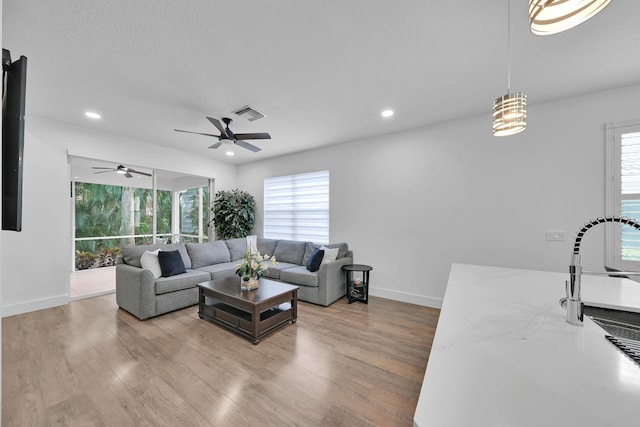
3, 293, 439, 426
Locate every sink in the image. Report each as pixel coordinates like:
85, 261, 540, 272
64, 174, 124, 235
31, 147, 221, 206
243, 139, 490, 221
584, 305, 640, 367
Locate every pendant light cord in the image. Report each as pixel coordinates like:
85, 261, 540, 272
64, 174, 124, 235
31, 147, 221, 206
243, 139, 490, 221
507, 0, 512, 94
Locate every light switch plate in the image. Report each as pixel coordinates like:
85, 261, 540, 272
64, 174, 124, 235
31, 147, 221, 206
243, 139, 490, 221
546, 231, 565, 241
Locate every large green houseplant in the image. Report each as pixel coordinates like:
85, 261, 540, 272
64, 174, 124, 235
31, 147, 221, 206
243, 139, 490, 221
211, 189, 256, 240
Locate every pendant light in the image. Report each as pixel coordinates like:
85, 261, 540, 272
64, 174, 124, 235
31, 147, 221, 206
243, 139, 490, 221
493, 0, 527, 137
529, 0, 611, 35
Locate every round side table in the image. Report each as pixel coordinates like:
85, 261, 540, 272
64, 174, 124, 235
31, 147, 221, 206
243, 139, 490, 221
343, 264, 372, 304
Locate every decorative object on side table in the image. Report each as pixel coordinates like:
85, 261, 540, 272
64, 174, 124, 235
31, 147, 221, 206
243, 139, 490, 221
343, 264, 373, 304
235, 249, 277, 291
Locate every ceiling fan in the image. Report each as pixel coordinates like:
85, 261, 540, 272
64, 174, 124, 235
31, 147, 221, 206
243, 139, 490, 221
92, 164, 152, 178
174, 117, 271, 152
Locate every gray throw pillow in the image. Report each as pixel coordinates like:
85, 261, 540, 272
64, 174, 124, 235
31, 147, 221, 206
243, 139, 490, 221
273, 240, 306, 265
186, 241, 231, 269
257, 238, 278, 257
225, 238, 247, 261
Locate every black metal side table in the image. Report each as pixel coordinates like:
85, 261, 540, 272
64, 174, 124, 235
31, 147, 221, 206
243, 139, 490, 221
343, 264, 372, 304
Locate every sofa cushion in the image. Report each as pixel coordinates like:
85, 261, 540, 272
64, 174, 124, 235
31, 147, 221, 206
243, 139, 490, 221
302, 242, 321, 265
122, 242, 191, 269
158, 250, 187, 277
262, 261, 299, 280
225, 238, 247, 261
186, 241, 231, 269
155, 270, 210, 295
195, 261, 239, 280
257, 238, 278, 257
140, 249, 162, 279
273, 240, 306, 265
306, 249, 324, 272
281, 266, 319, 287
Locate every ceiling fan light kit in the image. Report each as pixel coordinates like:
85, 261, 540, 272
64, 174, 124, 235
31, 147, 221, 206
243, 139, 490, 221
92, 164, 152, 178
529, 0, 611, 35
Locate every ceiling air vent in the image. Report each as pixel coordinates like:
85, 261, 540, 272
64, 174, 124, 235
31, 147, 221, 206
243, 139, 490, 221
233, 105, 266, 122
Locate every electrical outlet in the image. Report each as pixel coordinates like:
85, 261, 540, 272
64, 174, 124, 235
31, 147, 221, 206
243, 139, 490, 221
546, 231, 565, 241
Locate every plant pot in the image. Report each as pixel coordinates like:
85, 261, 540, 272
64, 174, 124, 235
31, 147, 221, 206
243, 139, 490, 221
241, 275, 259, 291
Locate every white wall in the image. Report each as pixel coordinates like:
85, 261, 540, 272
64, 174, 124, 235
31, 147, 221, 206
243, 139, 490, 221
1, 116, 237, 316
238, 84, 640, 307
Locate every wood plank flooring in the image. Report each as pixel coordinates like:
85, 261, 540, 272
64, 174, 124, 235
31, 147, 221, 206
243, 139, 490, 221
3, 294, 439, 426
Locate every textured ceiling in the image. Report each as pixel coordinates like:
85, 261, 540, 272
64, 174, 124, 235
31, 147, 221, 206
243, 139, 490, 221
4, 1, 640, 164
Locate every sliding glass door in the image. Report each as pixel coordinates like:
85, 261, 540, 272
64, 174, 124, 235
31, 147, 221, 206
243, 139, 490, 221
69, 156, 214, 297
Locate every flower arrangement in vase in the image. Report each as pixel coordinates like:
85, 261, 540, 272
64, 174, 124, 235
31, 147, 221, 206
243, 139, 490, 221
235, 249, 277, 291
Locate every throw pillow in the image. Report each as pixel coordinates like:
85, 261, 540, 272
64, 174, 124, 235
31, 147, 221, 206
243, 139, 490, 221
158, 250, 187, 277
140, 249, 162, 279
306, 249, 324, 272
320, 246, 339, 264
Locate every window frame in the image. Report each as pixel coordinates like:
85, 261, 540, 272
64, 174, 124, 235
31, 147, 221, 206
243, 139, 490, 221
605, 120, 640, 270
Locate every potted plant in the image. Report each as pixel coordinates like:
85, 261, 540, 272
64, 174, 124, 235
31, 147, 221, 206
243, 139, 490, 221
211, 189, 256, 240
235, 249, 277, 290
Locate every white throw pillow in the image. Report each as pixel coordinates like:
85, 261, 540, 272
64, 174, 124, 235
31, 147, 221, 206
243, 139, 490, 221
140, 249, 162, 279
320, 246, 339, 264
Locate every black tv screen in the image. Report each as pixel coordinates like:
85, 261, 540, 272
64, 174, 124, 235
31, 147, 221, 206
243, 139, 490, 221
2, 49, 27, 231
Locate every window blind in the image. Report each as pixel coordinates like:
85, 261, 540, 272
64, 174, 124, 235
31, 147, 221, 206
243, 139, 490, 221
263, 170, 329, 243
621, 131, 640, 260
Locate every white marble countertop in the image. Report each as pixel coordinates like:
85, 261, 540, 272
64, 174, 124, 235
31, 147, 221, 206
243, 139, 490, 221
413, 264, 640, 427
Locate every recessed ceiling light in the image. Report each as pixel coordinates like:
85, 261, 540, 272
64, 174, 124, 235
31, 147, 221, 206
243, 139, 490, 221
226, 151, 234, 156
85, 111, 101, 119
381, 109, 394, 118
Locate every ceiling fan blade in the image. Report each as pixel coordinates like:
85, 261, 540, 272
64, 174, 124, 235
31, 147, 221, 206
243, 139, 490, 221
235, 140, 261, 153
174, 129, 220, 138
128, 168, 152, 177
206, 117, 229, 139
124, 172, 134, 178
233, 132, 271, 140
208, 141, 222, 149
93, 170, 115, 174
91, 166, 114, 170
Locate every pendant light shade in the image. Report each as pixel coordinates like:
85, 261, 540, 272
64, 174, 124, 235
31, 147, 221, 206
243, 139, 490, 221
493, 0, 527, 137
493, 92, 527, 136
529, 0, 611, 35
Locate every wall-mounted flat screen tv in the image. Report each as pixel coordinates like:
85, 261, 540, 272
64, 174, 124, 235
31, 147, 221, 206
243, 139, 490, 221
2, 48, 27, 231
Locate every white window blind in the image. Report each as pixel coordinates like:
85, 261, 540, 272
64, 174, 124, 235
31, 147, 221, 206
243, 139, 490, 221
263, 170, 329, 243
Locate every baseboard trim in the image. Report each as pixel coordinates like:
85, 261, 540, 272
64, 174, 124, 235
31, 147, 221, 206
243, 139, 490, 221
369, 287, 442, 309
2, 294, 68, 318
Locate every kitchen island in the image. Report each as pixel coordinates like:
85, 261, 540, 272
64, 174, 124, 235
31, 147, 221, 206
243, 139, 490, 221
414, 264, 640, 427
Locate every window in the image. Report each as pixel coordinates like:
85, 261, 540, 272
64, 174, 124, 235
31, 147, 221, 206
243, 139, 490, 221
606, 121, 640, 269
264, 170, 329, 243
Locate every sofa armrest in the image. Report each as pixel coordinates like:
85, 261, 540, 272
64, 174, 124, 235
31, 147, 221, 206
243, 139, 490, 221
317, 256, 354, 306
116, 263, 156, 320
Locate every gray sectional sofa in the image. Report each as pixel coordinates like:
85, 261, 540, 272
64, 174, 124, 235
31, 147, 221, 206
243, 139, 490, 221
115, 237, 353, 320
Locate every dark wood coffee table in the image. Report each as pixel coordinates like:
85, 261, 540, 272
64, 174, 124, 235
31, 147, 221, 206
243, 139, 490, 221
197, 276, 298, 344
